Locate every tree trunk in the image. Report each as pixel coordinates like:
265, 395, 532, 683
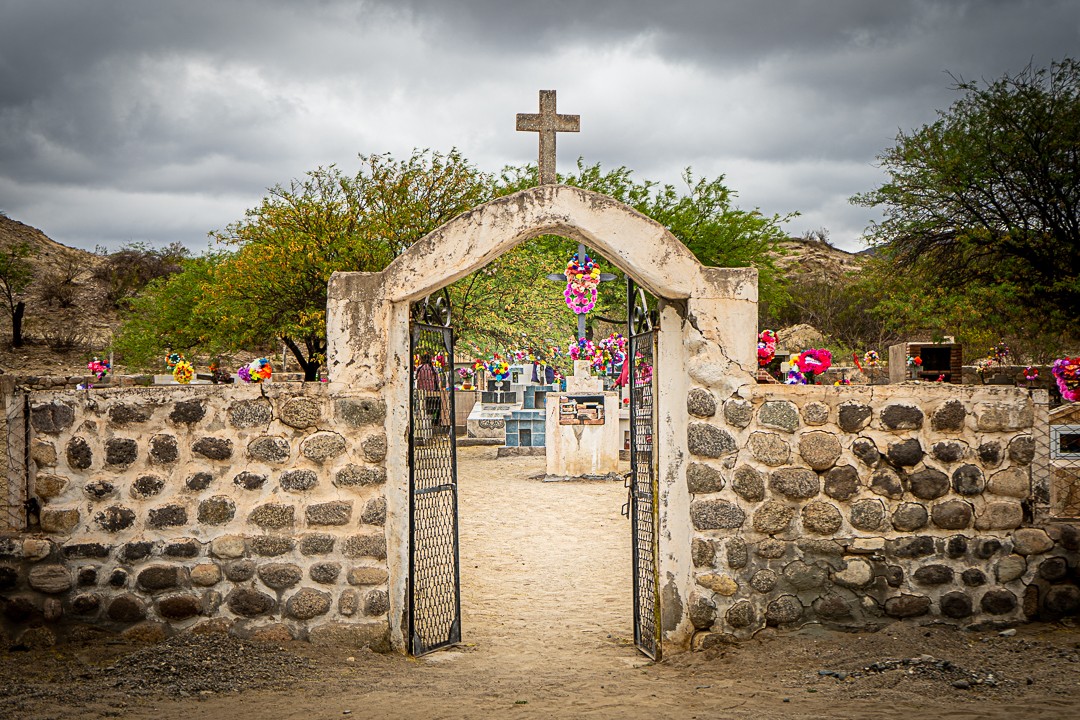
12, 301, 24, 348
282, 336, 320, 381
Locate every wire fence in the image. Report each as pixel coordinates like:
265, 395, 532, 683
1034, 389, 1080, 520
1, 388, 27, 532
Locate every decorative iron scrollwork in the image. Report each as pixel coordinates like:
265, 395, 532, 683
630, 287, 657, 335
412, 291, 452, 327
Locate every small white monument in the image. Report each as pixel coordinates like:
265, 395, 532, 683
545, 360, 621, 477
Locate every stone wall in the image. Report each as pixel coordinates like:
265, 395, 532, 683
684, 383, 1080, 645
0, 383, 391, 648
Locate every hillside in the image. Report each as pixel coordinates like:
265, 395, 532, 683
772, 236, 866, 283
0, 215, 120, 375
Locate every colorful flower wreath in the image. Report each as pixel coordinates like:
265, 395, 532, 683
1052, 357, 1080, 402
165, 352, 184, 371
564, 253, 600, 314
1024, 366, 1039, 381
862, 350, 879, 367
757, 330, 777, 367
796, 348, 832, 376
172, 359, 194, 384
993, 341, 1011, 364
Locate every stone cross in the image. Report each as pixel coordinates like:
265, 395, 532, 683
516, 90, 579, 185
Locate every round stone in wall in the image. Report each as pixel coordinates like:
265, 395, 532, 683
939, 591, 973, 618
280, 469, 318, 492
750, 569, 778, 593
258, 563, 303, 590
961, 568, 987, 586
987, 467, 1029, 498
228, 398, 273, 428
798, 432, 842, 471
725, 600, 755, 628
198, 496, 236, 525
951, 464, 985, 495
28, 565, 72, 594
688, 592, 717, 630
1011, 528, 1054, 556
690, 499, 745, 530
759, 400, 799, 433
310, 562, 342, 584
886, 438, 924, 468
361, 433, 388, 463
361, 497, 387, 526
801, 401, 829, 426
851, 437, 880, 467
158, 594, 201, 621
248, 436, 291, 463
931, 440, 966, 464
170, 400, 206, 425
722, 399, 754, 429
250, 536, 294, 557
974, 501, 1023, 531
149, 435, 179, 464
782, 560, 826, 590
686, 462, 725, 494
334, 464, 386, 488
105, 438, 138, 467
768, 467, 819, 499
881, 403, 924, 431
227, 588, 276, 617
912, 564, 953, 585
1038, 556, 1069, 581
106, 594, 146, 622
193, 437, 233, 461
749, 431, 790, 466
280, 397, 323, 429
909, 467, 949, 500
837, 402, 872, 433
756, 538, 787, 558
249, 503, 295, 529
726, 538, 748, 569
686, 388, 716, 418
148, 505, 188, 528
996, 554, 1027, 582
687, 422, 736, 458
802, 501, 843, 534
980, 589, 1018, 614
95, 505, 135, 532
765, 594, 803, 625
132, 474, 165, 498
302, 432, 348, 463
891, 502, 928, 532
186, 472, 213, 491
884, 594, 930, 618
66, 436, 93, 470
849, 498, 885, 531
977, 441, 1003, 468
1007, 435, 1035, 465
869, 468, 903, 499
286, 588, 332, 620
731, 466, 765, 502
833, 558, 873, 589
234, 471, 268, 491
931, 399, 966, 432
84, 479, 116, 500
931, 499, 973, 530
813, 593, 853, 620
753, 500, 794, 534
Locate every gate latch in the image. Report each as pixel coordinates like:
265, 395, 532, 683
621, 471, 633, 517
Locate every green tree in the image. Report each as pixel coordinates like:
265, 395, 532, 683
0, 241, 35, 347
853, 58, 1080, 357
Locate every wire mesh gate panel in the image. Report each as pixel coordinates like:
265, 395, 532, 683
1, 390, 27, 532
408, 306, 461, 656
627, 280, 661, 660
1038, 399, 1080, 519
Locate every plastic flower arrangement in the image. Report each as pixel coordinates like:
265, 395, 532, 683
165, 352, 184, 371
757, 329, 777, 367
906, 355, 923, 368
172, 359, 195, 384
239, 358, 272, 383
209, 359, 230, 384
597, 333, 627, 371
1052, 357, 1080, 402
796, 348, 832, 377
457, 367, 475, 381
485, 355, 510, 381
564, 253, 600, 314
993, 341, 1011, 364
785, 368, 806, 385
974, 357, 994, 377
862, 350, 879, 367
568, 337, 596, 362
87, 357, 110, 381
634, 351, 653, 385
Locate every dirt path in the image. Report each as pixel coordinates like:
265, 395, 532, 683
5, 446, 1080, 719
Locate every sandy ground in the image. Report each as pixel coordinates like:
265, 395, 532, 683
4, 445, 1080, 719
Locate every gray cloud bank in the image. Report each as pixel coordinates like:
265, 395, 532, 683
1, 0, 1077, 253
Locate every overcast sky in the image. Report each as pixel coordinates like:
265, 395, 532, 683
1, 1, 1077, 254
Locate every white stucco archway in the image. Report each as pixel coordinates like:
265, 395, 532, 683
326, 184, 758, 653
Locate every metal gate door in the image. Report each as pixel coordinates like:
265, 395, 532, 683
408, 295, 461, 656
626, 279, 661, 660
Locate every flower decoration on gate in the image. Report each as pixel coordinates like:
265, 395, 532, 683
87, 357, 110, 381
634, 351, 653, 385
165, 352, 184, 371
1052, 357, 1080, 402
796, 348, 832, 376
862, 350, 879, 367
172, 359, 195, 384
757, 329, 777, 367
564, 252, 600, 314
